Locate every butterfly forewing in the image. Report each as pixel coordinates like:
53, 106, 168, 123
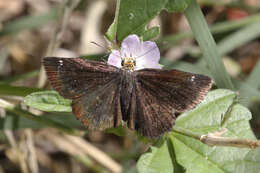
135, 69, 213, 112
43, 57, 120, 99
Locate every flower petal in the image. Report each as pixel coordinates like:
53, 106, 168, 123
107, 50, 121, 68
135, 41, 161, 70
121, 34, 141, 57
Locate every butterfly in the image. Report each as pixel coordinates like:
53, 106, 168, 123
43, 57, 213, 138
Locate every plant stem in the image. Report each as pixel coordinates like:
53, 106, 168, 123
172, 127, 260, 149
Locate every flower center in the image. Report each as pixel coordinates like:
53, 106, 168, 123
121, 57, 136, 71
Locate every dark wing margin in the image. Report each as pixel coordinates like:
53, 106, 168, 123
136, 69, 213, 112
43, 57, 123, 129
43, 57, 120, 99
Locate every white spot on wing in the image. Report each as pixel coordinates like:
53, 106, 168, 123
59, 60, 63, 66
191, 76, 195, 82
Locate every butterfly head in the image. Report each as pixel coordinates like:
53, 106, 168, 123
121, 57, 136, 71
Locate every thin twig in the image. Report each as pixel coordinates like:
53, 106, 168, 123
25, 129, 39, 173
37, 0, 80, 88
173, 127, 260, 149
42, 131, 119, 173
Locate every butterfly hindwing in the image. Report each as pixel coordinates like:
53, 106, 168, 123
134, 81, 175, 138
72, 78, 122, 130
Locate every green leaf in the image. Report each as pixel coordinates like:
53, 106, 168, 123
24, 91, 72, 112
137, 141, 173, 173
105, 0, 120, 41
165, 0, 192, 12
111, 0, 168, 42
106, 0, 194, 42
141, 27, 160, 41
170, 89, 258, 173
176, 89, 236, 130
106, 22, 117, 41
138, 89, 259, 172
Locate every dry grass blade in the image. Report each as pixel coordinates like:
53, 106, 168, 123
64, 135, 122, 173
37, 0, 81, 88
41, 131, 122, 173
25, 129, 38, 173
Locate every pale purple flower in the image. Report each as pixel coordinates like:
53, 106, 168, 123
108, 34, 161, 70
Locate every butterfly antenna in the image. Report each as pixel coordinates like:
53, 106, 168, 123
91, 41, 122, 59
90, 41, 110, 52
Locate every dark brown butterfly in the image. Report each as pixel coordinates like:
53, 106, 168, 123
43, 57, 213, 138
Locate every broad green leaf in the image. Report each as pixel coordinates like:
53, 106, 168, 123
137, 141, 173, 173
138, 89, 258, 172
110, 0, 168, 42
106, 0, 194, 42
170, 89, 258, 173
141, 27, 160, 41
106, 22, 117, 41
165, 0, 192, 12
24, 90, 72, 112
176, 89, 236, 130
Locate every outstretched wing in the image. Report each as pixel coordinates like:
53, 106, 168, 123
132, 69, 213, 138
43, 57, 120, 99
43, 57, 123, 129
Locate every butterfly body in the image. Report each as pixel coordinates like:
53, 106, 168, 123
43, 57, 213, 138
